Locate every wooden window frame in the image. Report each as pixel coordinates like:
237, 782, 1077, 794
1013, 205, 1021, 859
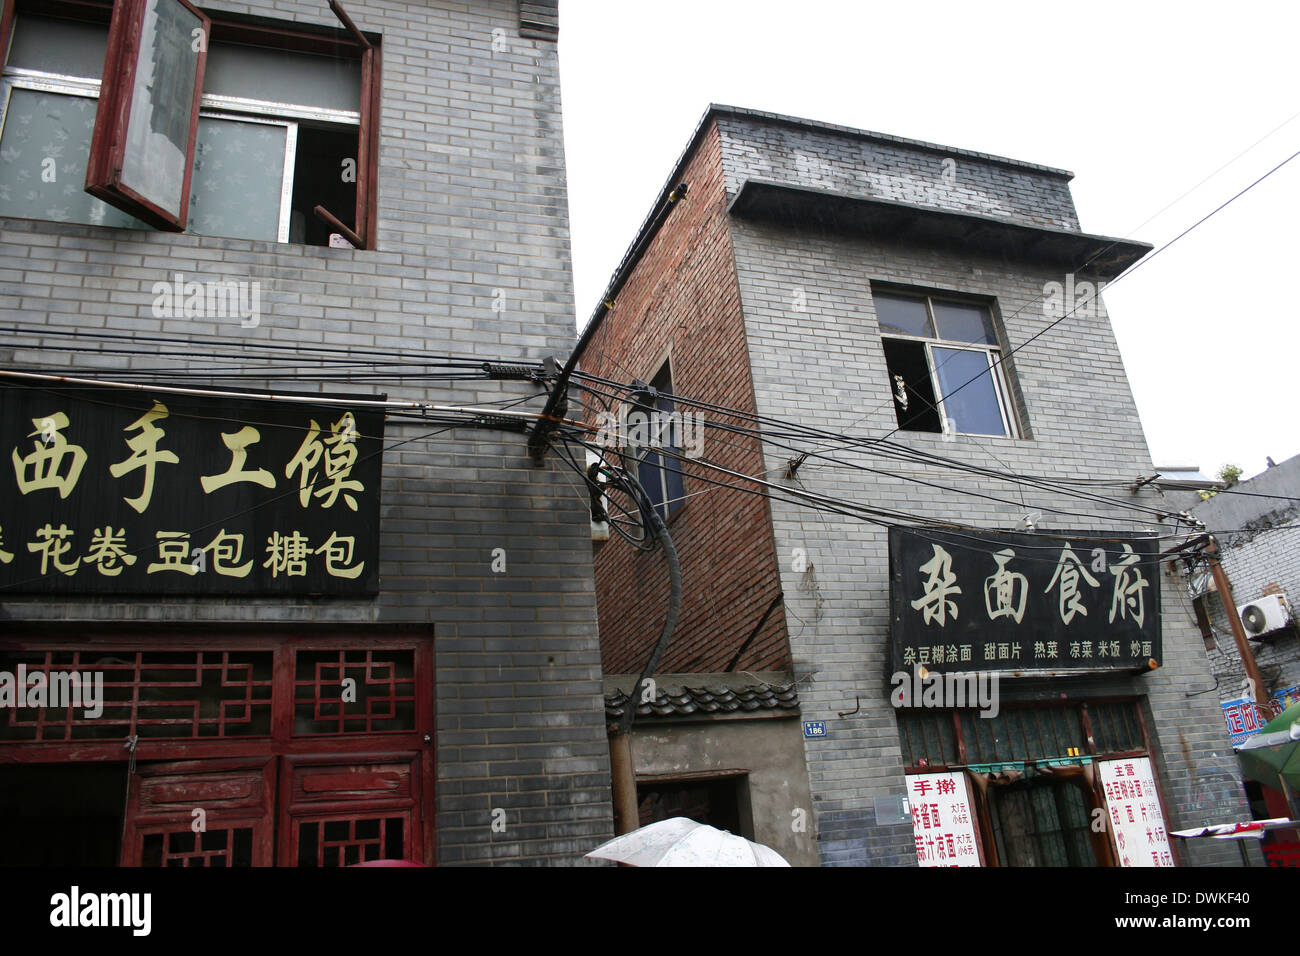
0, 632, 433, 763
84, 0, 210, 231
0, 0, 380, 248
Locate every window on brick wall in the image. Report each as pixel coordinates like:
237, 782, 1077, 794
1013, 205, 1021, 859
634, 361, 687, 523
874, 290, 1017, 438
0, 0, 379, 247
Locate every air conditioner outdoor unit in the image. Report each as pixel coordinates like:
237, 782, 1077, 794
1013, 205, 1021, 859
1236, 594, 1291, 638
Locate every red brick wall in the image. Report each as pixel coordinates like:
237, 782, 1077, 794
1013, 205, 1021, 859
578, 120, 790, 675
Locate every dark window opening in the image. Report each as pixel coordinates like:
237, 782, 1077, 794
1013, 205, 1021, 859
636, 775, 752, 840
874, 289, 1015, 437
883, 337, 942, 433
0, 0, 378, 247
899, 701, 1142, 770
1192, 594, 1217, 651
291, 124, 358, 245
634, 361, 687, 522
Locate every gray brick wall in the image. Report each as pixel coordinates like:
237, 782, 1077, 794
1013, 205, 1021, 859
0, 0, 611, 865
718, 126, 1249, 867
1193, 456, 1300, 703
717, 112, 1081, 232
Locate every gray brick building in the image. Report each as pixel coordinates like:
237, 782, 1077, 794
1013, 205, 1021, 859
0, 0, 612, 866
578, 105, 1252, 867
1188, 455, 1300, 723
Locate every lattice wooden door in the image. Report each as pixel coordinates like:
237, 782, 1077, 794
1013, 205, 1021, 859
121, 757, 276, 866
279, 754, 424, 866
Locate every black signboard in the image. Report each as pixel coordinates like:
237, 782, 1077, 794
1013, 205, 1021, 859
889, 525, 1161, 674
0, 380, 384, 595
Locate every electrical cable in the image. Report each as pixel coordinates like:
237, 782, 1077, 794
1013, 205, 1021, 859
569, 375, 1185, 524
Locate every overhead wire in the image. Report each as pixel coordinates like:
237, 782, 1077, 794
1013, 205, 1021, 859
559, 430, 1210, 567
856, 144, 1300, 455
568, 375, 1185, 524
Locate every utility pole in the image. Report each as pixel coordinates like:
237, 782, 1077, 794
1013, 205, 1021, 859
1205, 537, 1276, 722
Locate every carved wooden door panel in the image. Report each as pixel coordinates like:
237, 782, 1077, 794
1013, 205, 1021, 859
121, 757, 276, 866
278, 753, 424, 866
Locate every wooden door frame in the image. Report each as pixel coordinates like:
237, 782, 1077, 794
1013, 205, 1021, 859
1, 629, 436, 866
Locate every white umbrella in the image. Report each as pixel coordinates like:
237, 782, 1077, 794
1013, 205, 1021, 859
1170, 817, 1297, 841
585, 817, 791, 867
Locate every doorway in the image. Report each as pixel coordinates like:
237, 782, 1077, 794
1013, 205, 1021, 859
0, 633, 434, 866
989, 776, 1097, 867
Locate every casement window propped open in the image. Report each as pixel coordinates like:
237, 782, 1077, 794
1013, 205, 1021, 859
874, 290, 1019, 438
0, 0, 380, 248
84, 0, 209, 230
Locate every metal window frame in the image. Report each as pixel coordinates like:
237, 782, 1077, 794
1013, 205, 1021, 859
876, 291, 1018, 439
196, 109, 297, 243
0, 74, 299, 243
926, 341, 1016, 439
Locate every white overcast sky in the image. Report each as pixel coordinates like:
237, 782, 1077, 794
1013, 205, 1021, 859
557, 0, 1300, 482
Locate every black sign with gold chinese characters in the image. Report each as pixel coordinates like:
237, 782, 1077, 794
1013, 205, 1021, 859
889, 526, 1161, 674
0, 381, 383, 595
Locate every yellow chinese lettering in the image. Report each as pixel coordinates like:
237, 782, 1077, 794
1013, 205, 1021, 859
146, 531, 196, 575
264, 530, 310, 577
27, 523, 80, 575
12, 412, 87, 498
108, 401, 180, 513
84, 526, 138, 576
0, 525, 15, 565
315, 531, 364, 579
200, 426, 275, 494
201, 529, 252, 578
284, 413, 363, 511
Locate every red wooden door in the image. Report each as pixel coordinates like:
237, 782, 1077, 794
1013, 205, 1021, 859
0, 633, 435, 867
279, 753, 425, 866
121, 757, 276, 866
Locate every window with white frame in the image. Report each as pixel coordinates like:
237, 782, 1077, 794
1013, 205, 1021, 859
874, 290, 1017, 438
0, 0, 379, 247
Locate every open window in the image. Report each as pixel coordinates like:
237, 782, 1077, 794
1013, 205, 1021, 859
874, 290, 1018, 438
84, 0, 209, 230
0, 0, 380, 247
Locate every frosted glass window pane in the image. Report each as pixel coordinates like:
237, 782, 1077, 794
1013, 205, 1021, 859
8, 16, 109, 80
874, 293, 932, 337
204, 45, 361, 113
933, 347, 1007, 436
187, 116, 286, 241
0, 87, 145, 229
932, 301, 996, 344
120, 0, 204, 219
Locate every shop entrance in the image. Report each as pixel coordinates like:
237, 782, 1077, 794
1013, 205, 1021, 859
0, 633, 434, 867
988, 776, 1097, 866
897, 699, 1173, 867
